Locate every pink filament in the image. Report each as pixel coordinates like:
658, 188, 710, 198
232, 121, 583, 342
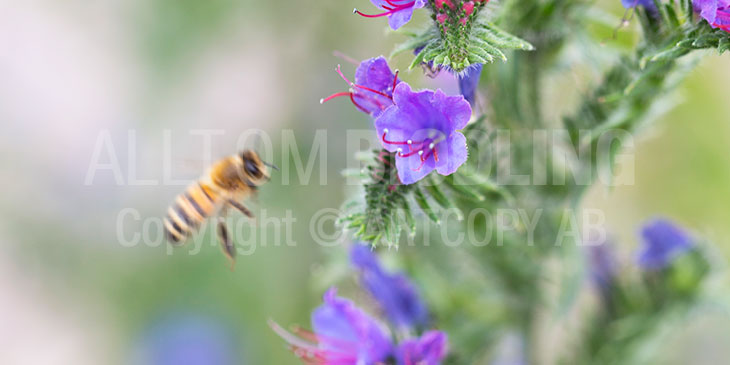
392, 70, 400, 92
354, 1, 415, 18
381, 131, 439, 171
321, 64, 397, 114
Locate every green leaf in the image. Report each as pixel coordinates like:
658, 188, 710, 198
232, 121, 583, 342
413, 186, 440, 224
392, 30, 438, 58
396, 12, 533, 72
477, 23, 535, 51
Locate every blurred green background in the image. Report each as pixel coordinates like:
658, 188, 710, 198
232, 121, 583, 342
0, 0, 728, 364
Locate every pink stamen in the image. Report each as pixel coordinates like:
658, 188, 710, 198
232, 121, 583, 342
382, 132, 409, 145
322, 64, 399, 114
399, 149, 422, 158
392, 69, 400, 92
354, 1, 415, 18
353, 90, 387, 110
412, 149, 434, 171
335, 64, 353, 85
332, 51, 359, 66
386, 0, 411, 6
320, 92, 351, 104
291, 326, 360, 352
350, 93, 372, 114
270, 320, 363, 365
382, 131, 426, 146
354, 84, 392, 99
381, 131, 443, 168
318, 91, 372, 114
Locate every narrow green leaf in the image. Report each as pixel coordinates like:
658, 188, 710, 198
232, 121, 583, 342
391, 30, 438, 58
444, 175, 486, 201
478, 23, 535, 50
399, 197, 417, 236
413, 187, 439, 223
424, 181, 453, 210
471, 38, 507, 61
718, 36, 730, 54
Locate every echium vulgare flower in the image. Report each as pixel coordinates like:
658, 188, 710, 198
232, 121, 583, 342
636, 218, 695, 270
375, 82, 471, 184
322, 56, 471, 184
271, 245, 448, 364
621, 0, 658, 12
354, 0, 427, 30
269, 288, 393, 364
457, 63, 483, 107
321, 56, 401, 118
396, 331, 449, 365
270, 288, 449, 364
587, 242, 618, 291
351, 244, 429, 329
693, 0, 730, 32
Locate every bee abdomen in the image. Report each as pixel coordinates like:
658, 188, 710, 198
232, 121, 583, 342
164, 182, 218, 244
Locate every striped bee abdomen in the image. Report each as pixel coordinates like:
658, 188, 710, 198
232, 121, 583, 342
164, 182, 219, 244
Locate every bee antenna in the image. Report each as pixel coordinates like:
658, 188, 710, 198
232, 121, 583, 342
264, 161, 279, 171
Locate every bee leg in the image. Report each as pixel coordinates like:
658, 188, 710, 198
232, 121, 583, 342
216, 215, 236, 270
228, 200, 255, 219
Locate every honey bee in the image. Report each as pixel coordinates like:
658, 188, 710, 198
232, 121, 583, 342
164, 150, 277, 266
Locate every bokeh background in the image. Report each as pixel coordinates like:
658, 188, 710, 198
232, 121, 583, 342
1, 0, 729, 364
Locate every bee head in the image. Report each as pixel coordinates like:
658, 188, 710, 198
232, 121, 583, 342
239, 150, 275, 185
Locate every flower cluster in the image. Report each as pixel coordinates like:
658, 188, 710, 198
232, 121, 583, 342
432, 0, 490, 29
586, 218, 696, 288
271, 244, 448, 364
323, 57, 471, 185
636, 218, 695, 270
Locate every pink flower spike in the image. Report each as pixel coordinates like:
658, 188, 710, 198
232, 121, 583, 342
437, 13, 448, 24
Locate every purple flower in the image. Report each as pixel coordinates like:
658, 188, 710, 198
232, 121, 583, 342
636, 218, 694, 270
458, 64, 483, 107
587, 243, 618, 290
397, 330, 449, 365
354, 0, 428, 30
321, 56, 401, 118
351, 244, 429, 329
693, 0, 730, 32
271, 286, 450, 364
375, 83, 471, 184
134, 314, 236, 365
621, 0, 658, 12
270, 288, 393, 364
